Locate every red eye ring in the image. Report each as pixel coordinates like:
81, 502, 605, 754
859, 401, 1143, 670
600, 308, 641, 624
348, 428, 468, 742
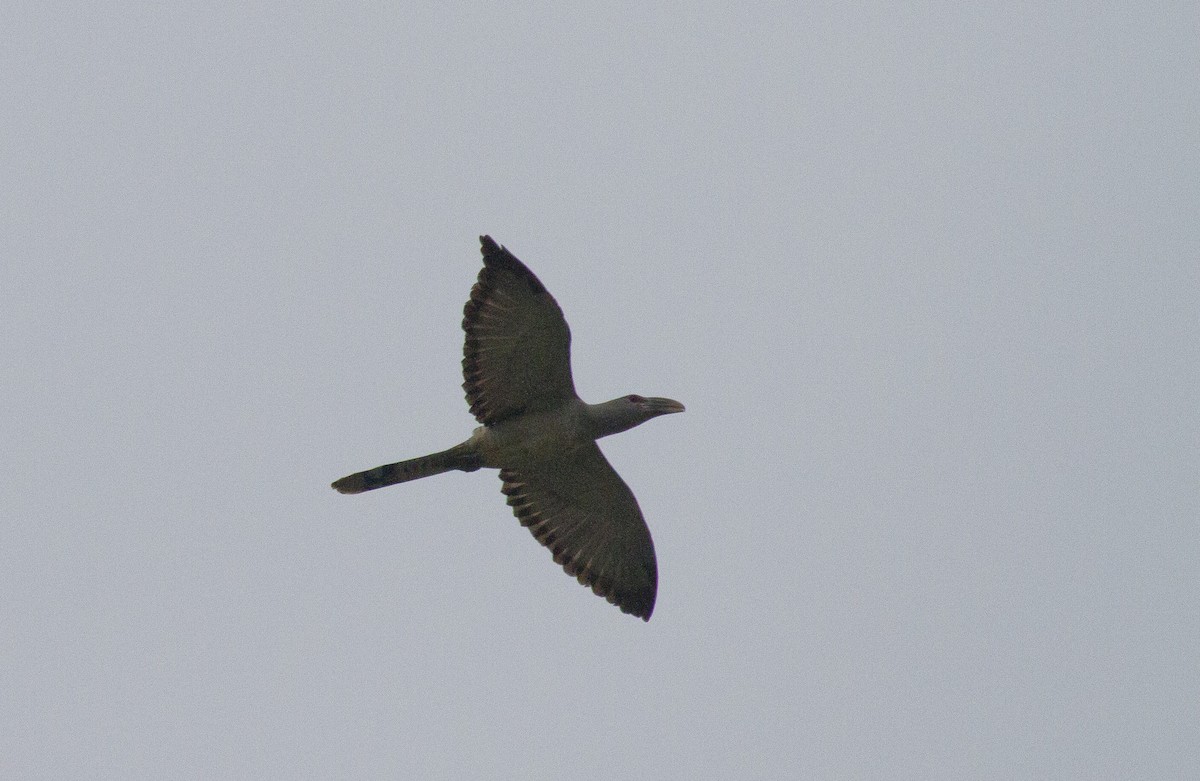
627, 394, 645, 403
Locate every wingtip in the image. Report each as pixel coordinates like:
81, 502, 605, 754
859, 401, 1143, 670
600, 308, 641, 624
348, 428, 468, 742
479, 235, 500, 256
616, 589, 656, 621
620, 603, 653, 621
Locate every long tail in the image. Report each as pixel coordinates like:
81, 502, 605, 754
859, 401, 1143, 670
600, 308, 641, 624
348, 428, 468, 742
331, 442, 482, 494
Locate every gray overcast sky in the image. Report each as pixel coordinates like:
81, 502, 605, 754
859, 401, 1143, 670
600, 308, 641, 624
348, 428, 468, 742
3, 3, 1197, 779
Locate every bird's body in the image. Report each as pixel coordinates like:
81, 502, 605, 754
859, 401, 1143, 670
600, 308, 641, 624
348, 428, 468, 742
332, 236, 683, 620
470, 398, 591, 468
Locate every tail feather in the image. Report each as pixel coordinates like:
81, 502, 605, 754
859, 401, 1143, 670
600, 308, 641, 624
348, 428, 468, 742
332, 443, 481, 494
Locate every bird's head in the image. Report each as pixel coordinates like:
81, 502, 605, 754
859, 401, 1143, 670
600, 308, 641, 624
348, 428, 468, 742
589, 394, 685, 438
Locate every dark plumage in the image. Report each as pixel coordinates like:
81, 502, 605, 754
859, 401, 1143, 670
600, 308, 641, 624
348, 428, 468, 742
332, 236, 683, 620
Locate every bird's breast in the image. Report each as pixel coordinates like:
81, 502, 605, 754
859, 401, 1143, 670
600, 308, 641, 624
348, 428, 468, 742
469, 404, 591, 469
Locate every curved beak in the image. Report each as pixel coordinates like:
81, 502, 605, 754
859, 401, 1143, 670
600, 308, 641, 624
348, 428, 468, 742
646, 397, 686, 415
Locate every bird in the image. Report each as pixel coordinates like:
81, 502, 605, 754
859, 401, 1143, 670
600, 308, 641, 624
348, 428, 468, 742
332, 236, 684, 621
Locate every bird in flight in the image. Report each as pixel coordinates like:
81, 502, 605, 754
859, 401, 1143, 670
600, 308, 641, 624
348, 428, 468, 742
332, 236, 684, 620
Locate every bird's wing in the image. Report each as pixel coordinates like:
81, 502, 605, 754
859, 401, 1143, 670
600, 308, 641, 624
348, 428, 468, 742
462, 236, 577, 425
499, 443, 658, 620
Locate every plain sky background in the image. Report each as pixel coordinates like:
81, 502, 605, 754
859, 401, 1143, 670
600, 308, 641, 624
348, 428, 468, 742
4, 3, 1198, 779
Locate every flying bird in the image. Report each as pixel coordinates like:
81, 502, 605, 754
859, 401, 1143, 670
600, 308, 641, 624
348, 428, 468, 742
332, 236, 684, 620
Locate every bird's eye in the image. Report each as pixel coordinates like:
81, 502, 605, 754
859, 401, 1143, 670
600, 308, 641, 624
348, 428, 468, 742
627, 394, 645, 403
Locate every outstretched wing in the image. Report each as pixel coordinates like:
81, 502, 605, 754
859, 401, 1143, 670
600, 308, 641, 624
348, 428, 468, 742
462, 236, 577, 425
499, 443, 658, 620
